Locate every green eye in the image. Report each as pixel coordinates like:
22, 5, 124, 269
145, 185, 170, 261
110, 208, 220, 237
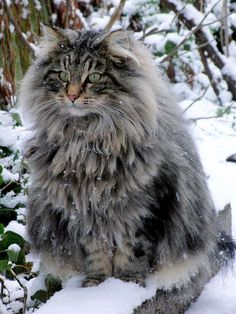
59, 71, 69, 82
88, 73, 101, 83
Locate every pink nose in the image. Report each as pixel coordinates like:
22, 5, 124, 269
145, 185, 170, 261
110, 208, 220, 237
67, 94, 77, 102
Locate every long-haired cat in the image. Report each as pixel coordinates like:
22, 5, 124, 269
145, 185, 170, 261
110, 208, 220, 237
20, 26, 234, 298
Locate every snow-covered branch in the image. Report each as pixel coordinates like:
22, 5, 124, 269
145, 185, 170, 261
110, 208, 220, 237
104, 0, 126, 32
161, 0, 236, 100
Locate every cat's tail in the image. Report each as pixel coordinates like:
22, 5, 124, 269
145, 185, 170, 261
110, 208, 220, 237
213, 204, 236, 270
216, 231, 236, 267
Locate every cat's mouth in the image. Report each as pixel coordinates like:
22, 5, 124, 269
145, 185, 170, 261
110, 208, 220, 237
57, 95, 96, 107
56, 95, 98, 117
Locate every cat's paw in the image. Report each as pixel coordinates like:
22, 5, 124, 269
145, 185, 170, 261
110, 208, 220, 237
119, 275, 145, 286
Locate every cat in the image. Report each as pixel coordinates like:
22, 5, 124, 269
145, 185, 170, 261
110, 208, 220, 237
20, 26, 234, 294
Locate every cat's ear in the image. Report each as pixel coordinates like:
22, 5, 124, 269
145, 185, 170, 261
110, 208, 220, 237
104, 31, 140, 66
40, 24, 65, 44
36, 24, 66, 58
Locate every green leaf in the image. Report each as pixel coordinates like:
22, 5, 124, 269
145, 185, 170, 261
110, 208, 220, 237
12, 113, 22, 127
0, 208, 17, 226
14, 185, 22, 194
0, 224, 4, 235
216, 106, 231, 117
0, 174, 4, 187
0, 208, 17, 214
183, 43, 190, 51
0, 164, 5, 187
0, 260, 11, 272
31, 290, 48, 303
0, 231, 25, 251
16, 249, 26, 266
13, 150, 20, 162
164, 40, 177, 55
0, 146, 13, 158
45, 274, 62, 297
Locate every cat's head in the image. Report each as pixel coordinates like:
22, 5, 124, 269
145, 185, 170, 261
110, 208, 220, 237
20, 26, 161, 137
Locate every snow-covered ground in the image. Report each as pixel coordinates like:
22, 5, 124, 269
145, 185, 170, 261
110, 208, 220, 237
184, 101, 236, 314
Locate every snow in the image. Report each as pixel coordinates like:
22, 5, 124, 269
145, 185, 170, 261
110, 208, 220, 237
123, 0, 139, 16
0, 111, 15, 126
8, 243, 21, 253
222, 57, 236, 81
35, 277, 157, 314
0, 277, 25, 314
90, 16, 111, 31
53, 0, 64, 5
9, 24, 15, 33
32, 270, 236, 314
75, 9, 88, 29
187, 269, 236, 314
0, 126, 25, 150
5, 220, 28, 240
1, 166, 19, 182
0, 191, 27, 209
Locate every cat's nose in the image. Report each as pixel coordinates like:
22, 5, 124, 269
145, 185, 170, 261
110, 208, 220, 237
67, 83, 81, 103
67, 94, 78, 102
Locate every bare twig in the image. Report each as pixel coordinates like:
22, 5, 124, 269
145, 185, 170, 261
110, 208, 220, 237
0, 179, 20, 195
64, 0, 71, 28
198, 11, 232, 28
3, 0, 35, 55
177, 39, 215, 58
191, 115, 223, 121
9, 269, 28, 314
141, 27, 172, 40
170, 2, 187, 27
198, 46, 221, 102
104, 0, 126, 32
190, 104, 233, 122
221, 0, 229, 57
0, 276, 11, 301
183, 86, 210, 113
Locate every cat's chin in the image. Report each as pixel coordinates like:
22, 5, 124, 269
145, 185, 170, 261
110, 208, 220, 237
66, 103, 89, 117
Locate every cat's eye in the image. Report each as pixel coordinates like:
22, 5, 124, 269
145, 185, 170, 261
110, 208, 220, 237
59, 71, 69, 82
88, 73, 101, 83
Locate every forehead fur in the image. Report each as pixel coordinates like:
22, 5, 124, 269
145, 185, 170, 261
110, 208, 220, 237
36, 26, 139, 66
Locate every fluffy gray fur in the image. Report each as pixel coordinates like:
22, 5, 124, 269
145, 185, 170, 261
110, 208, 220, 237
20, 26, 231, 289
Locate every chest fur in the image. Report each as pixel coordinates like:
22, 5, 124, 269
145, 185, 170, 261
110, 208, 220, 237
29, 130, 159, 242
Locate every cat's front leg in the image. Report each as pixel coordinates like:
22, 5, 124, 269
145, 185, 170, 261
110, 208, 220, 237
81, 239, 113, 287
113, 240, 151, 286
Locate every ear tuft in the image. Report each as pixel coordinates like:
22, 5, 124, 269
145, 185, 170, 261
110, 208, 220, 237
36, 24, 66, 58
105, 31, 140, 66
40, 23, 64, 44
